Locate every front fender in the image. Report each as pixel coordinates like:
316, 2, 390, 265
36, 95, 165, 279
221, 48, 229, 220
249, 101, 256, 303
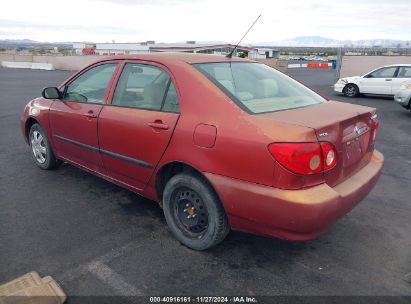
20, 97, 54, 144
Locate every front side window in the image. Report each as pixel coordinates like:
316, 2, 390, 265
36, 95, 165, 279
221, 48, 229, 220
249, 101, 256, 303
63, 63, 117, 103
112, 63, 178, 111
397, 67, 411, 78
368, 67, 397, 78
194, 62, 325, 114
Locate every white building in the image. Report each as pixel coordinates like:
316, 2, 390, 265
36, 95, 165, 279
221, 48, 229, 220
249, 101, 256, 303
72, 42, 96, 55
72, 42, 149, 55
71, 41, 279, 59
249, 48, 280, 59
94, 43, 149, 55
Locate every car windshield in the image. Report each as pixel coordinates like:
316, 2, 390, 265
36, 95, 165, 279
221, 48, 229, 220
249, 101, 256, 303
194, 62, 325, 114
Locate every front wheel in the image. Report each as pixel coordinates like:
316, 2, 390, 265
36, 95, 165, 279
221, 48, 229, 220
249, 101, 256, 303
343, 84, 360, 97
163, 173, 230, 250
29, 123, 61, 170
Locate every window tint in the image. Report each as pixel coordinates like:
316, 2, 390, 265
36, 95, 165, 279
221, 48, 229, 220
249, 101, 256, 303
162, 82, 179, 113
369, 67, 397, 78
194, 62, 324, 114
63, 64, 117, 103
397, 67, 411, 78
112, 64, 170, 110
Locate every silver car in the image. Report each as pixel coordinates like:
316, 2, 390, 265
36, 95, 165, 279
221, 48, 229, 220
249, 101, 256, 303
394, 82, 411, 111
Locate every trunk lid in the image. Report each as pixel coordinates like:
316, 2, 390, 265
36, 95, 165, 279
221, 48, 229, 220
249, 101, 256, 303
260, 101, 376, 187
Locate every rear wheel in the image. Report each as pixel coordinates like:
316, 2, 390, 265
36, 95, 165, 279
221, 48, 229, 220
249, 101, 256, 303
162, 172, 229, 250
343, 84, 360, 97
29, 123, 61, 170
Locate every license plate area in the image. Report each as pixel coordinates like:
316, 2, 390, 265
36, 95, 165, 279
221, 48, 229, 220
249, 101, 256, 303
343, 132, 370, 168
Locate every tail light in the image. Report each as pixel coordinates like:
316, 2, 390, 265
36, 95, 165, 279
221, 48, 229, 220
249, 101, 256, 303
321, 142, 337, 170
268, 142, 337, 175
371, 115, 379, 143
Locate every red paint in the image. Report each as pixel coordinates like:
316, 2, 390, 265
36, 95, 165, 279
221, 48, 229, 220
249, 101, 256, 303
307, 62, 330, 69
20, 53, 384, 241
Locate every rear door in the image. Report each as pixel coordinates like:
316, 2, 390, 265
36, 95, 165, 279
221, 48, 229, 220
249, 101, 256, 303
360, 66, 398, 94
49, 62, 118, 171
98, 61, 180, 190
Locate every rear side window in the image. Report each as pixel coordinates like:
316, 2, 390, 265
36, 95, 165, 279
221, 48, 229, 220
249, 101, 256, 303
194, 62, 325, 114
397, 67, 411, 78
162, 82, 179, 113
63, 63, 117, 103
112, 63, 179, 112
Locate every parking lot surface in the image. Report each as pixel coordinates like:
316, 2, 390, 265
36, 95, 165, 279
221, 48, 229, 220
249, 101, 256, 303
0, 67, 410, 298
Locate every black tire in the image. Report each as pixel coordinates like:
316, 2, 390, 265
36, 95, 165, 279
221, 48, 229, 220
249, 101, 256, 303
163, 172, 230, 250
29, 123, 61, 170
343, 83, 360, 97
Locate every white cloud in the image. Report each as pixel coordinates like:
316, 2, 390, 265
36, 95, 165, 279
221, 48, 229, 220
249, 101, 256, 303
0, 0, 410, 42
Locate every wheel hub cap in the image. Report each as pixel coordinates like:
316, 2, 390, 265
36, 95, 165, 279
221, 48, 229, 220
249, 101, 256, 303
31, 131, 47, 164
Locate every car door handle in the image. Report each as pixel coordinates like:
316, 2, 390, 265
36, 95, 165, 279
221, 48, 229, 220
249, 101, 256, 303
148, 120, 169, 130
385, 79, 393, 81
84, 111, 97, 118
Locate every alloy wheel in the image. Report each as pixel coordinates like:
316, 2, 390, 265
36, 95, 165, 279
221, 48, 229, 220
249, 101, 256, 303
345, 85, 357, 97
31, 130, 47, 164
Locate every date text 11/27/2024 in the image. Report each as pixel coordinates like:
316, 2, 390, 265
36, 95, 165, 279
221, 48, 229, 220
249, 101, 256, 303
149, 296, 258, 303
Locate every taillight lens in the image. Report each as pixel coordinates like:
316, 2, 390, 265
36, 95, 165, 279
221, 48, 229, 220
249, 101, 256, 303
372, 119, 379, 142
320, 142, 337, 171
268, 142, 337, 175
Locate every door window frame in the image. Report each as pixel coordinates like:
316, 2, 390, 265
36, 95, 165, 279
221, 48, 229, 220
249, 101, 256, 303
58, 60, 122, 105
396, 66, 411, 78
106, 60, 181, 113
364, 66, 399, 79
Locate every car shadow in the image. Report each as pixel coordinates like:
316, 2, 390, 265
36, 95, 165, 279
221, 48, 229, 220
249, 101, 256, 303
57, 162, 330, 266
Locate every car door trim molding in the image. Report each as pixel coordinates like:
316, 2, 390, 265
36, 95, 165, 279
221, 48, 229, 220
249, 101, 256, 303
53, 134, 153, 169
99, 149, 152, 169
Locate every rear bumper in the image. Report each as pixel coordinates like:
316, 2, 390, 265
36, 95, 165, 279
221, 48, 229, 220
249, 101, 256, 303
205, 150, 384, 241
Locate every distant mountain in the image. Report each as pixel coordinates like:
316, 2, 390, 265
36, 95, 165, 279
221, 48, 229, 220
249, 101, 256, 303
0, 39, 39, 45
255, 36, 411, 48
0, 39, 71, 48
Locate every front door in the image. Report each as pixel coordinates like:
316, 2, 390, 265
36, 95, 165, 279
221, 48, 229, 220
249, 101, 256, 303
98, 62, 180, 190
360, 66, 398, 95
49, 63, 118, 171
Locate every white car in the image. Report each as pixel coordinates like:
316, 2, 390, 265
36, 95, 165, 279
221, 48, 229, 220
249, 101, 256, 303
394, 82, 411, 112
334, 64, 411, 97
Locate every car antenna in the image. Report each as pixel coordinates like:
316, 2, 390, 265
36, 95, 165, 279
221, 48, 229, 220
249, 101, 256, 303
226, 14, 261, 59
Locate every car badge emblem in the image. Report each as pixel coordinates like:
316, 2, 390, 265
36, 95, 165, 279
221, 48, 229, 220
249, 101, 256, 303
354, 126, 361, 135
319, 132, 328, 137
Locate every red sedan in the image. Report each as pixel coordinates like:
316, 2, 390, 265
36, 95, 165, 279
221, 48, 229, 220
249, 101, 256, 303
21, 53, 384, 250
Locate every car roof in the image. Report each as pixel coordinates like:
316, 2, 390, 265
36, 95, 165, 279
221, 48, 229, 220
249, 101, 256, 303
95, 52, 252, 65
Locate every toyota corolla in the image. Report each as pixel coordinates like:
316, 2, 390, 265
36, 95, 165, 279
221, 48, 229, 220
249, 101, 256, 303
21, 53, 384, 250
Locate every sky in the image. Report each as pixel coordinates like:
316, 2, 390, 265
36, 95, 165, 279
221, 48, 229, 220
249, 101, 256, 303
1, 0, 411, 43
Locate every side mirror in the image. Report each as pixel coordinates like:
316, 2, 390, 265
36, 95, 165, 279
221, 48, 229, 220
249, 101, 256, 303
42, 87, 62, 99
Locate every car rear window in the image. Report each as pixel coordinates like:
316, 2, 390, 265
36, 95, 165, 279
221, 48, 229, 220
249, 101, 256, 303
193, 62, 325, 114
